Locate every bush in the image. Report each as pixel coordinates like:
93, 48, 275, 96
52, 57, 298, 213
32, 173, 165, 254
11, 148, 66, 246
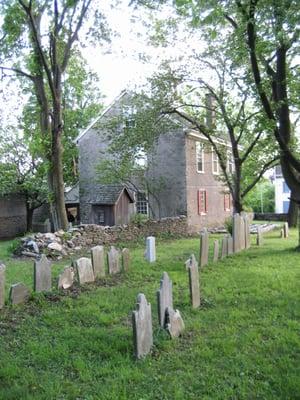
130, 213, 148, 226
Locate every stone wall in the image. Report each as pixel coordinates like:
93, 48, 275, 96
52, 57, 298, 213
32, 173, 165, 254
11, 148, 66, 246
0, 195, 27, 239
254, 213, 288, 222
72, 216, 189, 247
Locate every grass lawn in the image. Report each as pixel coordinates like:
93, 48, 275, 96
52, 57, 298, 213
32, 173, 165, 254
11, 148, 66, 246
0, 228, 299, 399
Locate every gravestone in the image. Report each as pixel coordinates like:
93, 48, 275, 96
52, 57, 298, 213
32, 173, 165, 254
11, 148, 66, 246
240, 217, 246, 250
213, 240, 219, 262
227, 235, 233, 255
9, 283, 30, 305
199, 230, 209, 267
122, 248, 130, 272
157, 272, 173, 327
107, 246, 121, 274
188, 259, 200, 308
58, 266, 74, 289
166, 307, 185, 338
145, 236, 156, 263
132, 293, 153, 359
256, 226, 263, 246
221, 236, 228, 259
280, 228, 284, 238
34, 254, 52, 292
233, 214, 241, 253
0, 263, 5, 309
185, 254, 197, 270
244, 215, 251, 249
283, 222, 289, 238
91, 245, 105, 278
75, 257, 95, 284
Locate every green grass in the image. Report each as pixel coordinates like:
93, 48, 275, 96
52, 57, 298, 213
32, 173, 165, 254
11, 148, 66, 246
0, 228, 299, 400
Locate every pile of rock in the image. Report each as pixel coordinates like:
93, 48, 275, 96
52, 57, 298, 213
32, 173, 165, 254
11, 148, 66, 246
15, 229, 83, 259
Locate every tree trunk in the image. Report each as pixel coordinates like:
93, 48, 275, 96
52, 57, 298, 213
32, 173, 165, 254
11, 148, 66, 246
26, 204, 34, 232
287, 193, 298, 227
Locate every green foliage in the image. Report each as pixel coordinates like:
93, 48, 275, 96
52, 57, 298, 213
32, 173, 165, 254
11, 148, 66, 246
130, 212, 148, 225
224, 217, 233, 234
244, 180, 275, 213
0, 231, 299, 398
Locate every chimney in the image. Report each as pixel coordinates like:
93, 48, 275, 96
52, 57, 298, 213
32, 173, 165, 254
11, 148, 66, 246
205, 93, 216, 128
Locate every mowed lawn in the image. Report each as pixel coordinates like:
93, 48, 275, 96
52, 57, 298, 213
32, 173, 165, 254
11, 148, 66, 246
0, 228, 299, 400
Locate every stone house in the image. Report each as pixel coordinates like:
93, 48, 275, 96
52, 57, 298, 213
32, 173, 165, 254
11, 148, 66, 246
76, 91, 232, 232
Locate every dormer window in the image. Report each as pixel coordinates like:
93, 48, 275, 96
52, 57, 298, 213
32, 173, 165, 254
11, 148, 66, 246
196, 142, 204, 173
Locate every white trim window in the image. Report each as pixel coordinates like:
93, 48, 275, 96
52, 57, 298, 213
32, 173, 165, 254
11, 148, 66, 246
196, 142, 204, 173
212, 148, 219, 175
136, 192, 148, 215
227, 151, 234, 174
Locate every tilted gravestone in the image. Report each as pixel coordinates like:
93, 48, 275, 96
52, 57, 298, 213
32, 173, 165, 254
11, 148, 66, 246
107, 246, 121, 275
213, 240, 219, 262
157, 271, 173, 328
256, 226, 263, 246
221, 236, 228, 259
199, 230, 209, 267
9, 283, 30, 305
227, 235, 233, 255
188, 258, 200, 308
0, 264, 5, 309
166, 307, 185, 338
58, 266, 74, 290
34, 254, 52, 292
91, 245, 105, 278
122, 248, 130, 272
233, 214, 241, 253
145, 236, 156, 263
283, 222, 289, 238
185, 254, 197, 271
132, 293, 153, 359
75, 257, 95, 284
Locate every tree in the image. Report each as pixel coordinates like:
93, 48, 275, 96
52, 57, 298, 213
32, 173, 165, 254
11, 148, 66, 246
0, 132, 48, 231
0, 0, 110, 230
243, 179, 275, 213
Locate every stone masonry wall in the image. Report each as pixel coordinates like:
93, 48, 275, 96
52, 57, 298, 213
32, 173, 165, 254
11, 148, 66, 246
72, 216, 189, 247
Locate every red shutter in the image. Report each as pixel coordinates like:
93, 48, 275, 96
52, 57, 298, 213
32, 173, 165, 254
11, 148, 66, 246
198, 190, 207, 214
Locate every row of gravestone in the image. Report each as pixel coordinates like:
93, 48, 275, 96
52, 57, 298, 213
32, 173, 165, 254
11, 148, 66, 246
199, 213, 252, 267
132, 254, 200, 359
0, 245, 130, 308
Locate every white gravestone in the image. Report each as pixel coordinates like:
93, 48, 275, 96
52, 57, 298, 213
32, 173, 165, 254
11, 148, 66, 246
91, 245, 105, 278
145, 236, 156, 263
75, 257, 95, 284
34, 254, 52, 292
107, 246, 121, 274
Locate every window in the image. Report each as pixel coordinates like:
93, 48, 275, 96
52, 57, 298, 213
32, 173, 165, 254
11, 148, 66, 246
136, 192, 148, 215
196, 142, 204, 173
227, 151, 234, 174
224, 193, 231, 211
98, 210, 105, 224
275, 165, 282, 177
198, 190, 207, 214
212, 148, 219, 174
123, 105, 136, 129
282, 181, 290, 194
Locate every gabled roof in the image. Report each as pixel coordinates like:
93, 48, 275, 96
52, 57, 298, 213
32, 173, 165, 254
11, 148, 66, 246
65, 183, 79, 204
86, 184, 134, 205
74, 90, 127, 144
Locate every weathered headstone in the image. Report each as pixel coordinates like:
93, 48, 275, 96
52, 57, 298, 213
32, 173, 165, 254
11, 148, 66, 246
132, 293, 153, 359
240, 217, 246, 250
283, 222, 289, 238
75, 257, 95, 284
244, 215, 251, 249
221, 236, 228, 259
58, 266, 74, 289
34, 254, 52, 292
122, 248, 130, 272
199, 230, 209, 267
157, 271, 173, 328
166, 307, 185, 338
280, 228, 284, 238
9, 283, 30, 305
256, 226, 263, 246
145, 236, 156, 263
91, 245, 105, 278
227, 235, 233, 255
185, 254, 197, 270
233, 214, 241, 253
213, 240, 219, 262
107, 246, 121, 274
188, 259, 200, 308
0, 264, 5, 309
